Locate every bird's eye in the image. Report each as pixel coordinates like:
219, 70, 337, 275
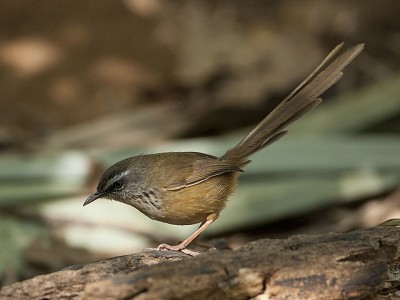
112, 179, 123, 189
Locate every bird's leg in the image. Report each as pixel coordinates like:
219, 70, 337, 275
158, 214, 217, 256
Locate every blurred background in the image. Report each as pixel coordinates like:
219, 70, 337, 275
1, 0, 400, 286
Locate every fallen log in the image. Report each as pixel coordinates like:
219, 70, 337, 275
1, 226, 399, 300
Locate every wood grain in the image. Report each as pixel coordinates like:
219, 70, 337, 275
1, 226, 399, 299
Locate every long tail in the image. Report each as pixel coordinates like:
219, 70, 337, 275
220, 43, 364, 166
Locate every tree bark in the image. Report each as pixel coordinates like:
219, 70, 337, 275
1, 226, 400, 300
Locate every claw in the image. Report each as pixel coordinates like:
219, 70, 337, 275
157, 243, 199, 256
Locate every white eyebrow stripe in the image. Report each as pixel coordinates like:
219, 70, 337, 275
106, 170, 130, 189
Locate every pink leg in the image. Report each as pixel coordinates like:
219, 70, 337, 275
158, 214, 217, 256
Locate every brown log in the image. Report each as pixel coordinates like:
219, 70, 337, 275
1, 226, 400, 300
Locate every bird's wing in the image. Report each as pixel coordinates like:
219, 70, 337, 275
165, 156, 241, 191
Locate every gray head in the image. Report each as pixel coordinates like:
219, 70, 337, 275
83, 157, 146, 206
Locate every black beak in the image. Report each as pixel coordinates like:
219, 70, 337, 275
83, 191, 104, 206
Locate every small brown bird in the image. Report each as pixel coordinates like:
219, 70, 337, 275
84, 43, 364, 255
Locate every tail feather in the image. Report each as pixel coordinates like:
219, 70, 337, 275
220, 43, 364, 165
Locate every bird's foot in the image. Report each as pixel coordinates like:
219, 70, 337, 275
157, 243, 199, 256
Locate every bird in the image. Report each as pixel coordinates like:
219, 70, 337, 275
84, 43, 364, 255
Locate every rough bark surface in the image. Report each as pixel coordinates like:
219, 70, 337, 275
1, 226, 400, 300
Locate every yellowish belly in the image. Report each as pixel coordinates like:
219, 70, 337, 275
160, 173, 239, 225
